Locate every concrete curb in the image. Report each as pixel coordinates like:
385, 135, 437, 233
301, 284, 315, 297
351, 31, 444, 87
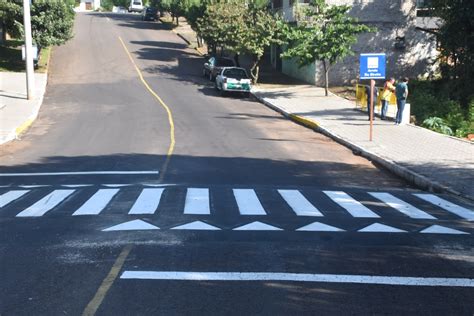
0, 74, 48, 146
174, 31, 205, 57
252, 92, 468, 201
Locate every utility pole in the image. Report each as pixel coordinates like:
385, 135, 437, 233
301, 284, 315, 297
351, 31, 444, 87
23, 0, 35, 100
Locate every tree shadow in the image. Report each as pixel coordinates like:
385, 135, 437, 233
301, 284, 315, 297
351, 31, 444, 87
0, 153, 412, 191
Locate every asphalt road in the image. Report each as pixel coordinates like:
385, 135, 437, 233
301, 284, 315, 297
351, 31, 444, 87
0, 13, 473, 315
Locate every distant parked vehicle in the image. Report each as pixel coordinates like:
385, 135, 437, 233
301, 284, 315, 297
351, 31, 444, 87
142, 7, 158, 21
215, 67, 252, 97
203, 57, 236, 81
128, 0, 143, 12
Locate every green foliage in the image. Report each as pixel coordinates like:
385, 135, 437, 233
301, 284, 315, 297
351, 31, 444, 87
0, 0, 75, 47
410, 80, 474, 138
281, 0, 373, 96
425, 0, 474, 112
195, 0, 282, 82
422, 117, 453, 136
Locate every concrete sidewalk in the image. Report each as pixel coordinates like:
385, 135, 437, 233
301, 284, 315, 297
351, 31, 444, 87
0, 72, 48, 145
252, 85, 474, 201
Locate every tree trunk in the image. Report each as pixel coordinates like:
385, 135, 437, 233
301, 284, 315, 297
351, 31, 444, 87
234, 54, 240, 67
250, 59, 260, 84
323, 60, 329, 97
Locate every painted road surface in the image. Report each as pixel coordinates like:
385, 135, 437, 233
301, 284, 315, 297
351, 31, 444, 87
0, 12, 473, 315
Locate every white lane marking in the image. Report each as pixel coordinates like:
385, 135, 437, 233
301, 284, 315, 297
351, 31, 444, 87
103, 184, 131, 188
420, 225, 469, 235
129, 188, 164, 215
62, 184, 94, 188
171, 221, 220, 231
16, 190, 75, 217
369, 192, 436, 219
414, 194, 474, 221
278, 190, 323, 217
297, 222, 344, 232
19, 185, 49, 188
324, 191, 379, 218
0, 171, 160, 176
72, 189, 120, 216
184, 188, 210, 215
120, 271, 474, 287
233, 189, 266, 215
0, 190, 30, 208
233, 221, 282, 231
102, 219, 159, 231
358, 223, 406, 233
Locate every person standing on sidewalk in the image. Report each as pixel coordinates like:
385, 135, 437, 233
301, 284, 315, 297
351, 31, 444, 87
365, 85, 378, 120
395, 77, 409, 124
381, 78, 395, 120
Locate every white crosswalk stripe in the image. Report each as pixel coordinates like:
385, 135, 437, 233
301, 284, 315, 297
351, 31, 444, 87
369, 192, 436, 219
324, 191, 380, 218
278, 189, 323, 217
129, 188, 164, 215
0, 190, 30, 208
72, 189, 119, 216
16, 190, 75, 217
0, 187, 472, 227
184, 188, 210, 215
414, 194, 474, 221
233, 189, 266, 215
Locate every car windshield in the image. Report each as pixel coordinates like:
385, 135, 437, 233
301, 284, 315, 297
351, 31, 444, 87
223, 68, 248, 78
216, 59, 234, 67
133, 1, 141, 5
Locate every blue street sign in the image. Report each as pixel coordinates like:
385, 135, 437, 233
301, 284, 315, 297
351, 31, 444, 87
360, 53, 386, 79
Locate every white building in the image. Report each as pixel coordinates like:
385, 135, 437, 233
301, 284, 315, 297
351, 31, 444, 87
77, 0, 101, 11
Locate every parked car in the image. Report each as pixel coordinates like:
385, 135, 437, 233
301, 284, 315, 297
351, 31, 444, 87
128, 0, 143, 12
203, 57, 236, 81
215, 67, 252, 97
142, 7, 158, 21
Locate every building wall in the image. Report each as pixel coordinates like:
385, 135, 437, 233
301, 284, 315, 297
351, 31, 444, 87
278, 0, 439, 86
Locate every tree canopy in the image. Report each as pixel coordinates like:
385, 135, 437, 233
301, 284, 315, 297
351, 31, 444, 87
281, 0, 373, 95
0, 0, 75, 47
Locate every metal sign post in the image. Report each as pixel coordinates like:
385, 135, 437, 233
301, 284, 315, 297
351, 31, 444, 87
360, 53, 386, 141
23, 0, 35, 100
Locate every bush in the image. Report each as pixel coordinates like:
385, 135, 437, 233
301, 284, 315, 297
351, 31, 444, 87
410, 79, 473, 138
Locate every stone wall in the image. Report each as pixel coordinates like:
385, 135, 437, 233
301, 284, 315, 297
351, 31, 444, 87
279, 0, 439, 86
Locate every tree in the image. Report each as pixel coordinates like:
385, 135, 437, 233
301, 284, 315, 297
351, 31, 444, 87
281, 0, 373, 96
196, 1, 241, 55
234, 2, 285, 83
430, 0, 474, 108
0, 0, 74, 47
196, 0, 282, 83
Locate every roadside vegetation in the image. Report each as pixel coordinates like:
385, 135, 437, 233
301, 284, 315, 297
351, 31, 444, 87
0, 0, 74, 72
409, 0, 474, 139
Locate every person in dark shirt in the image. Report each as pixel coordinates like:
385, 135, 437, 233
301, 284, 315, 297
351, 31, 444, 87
395, 77, 409, 124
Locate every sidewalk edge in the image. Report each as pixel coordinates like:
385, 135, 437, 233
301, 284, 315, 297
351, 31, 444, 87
1, 73, 48, 145
252, 92, 468, 201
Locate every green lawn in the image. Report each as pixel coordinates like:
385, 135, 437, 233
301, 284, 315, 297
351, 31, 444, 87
0, 40, 24, 72
0, 40, 51, 73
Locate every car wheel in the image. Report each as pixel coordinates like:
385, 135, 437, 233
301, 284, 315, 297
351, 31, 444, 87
214, 81, 219, 91
220, 86, 226, 97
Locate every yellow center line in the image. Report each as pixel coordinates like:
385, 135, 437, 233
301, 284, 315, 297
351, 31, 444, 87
118, 36, 175, 180
82, 245, 133, 316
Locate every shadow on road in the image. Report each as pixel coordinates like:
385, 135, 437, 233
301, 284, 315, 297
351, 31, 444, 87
0, 153, 412, 190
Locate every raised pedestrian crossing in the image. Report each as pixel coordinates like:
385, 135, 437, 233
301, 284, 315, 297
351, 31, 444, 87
0, 185, 473, 223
